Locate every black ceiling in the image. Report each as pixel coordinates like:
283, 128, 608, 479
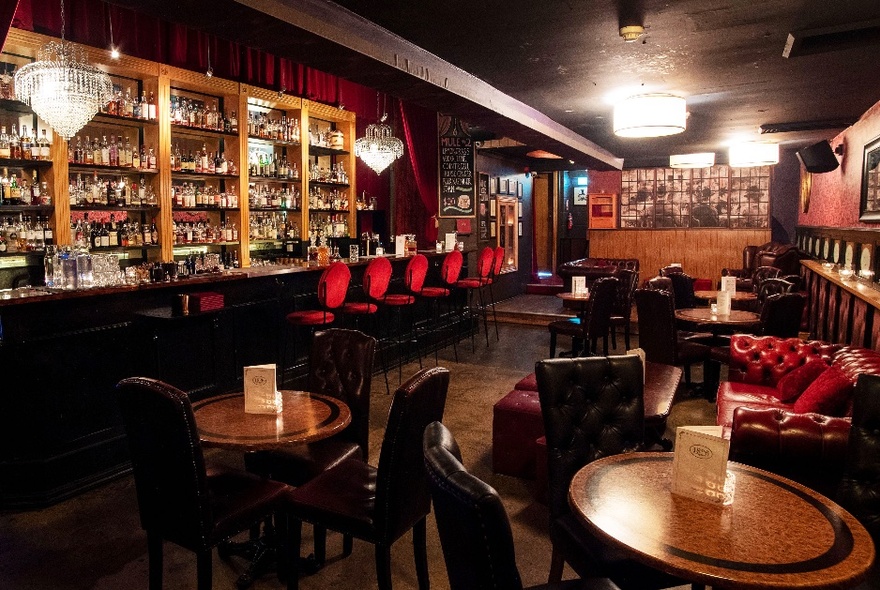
108, 0, 880, 170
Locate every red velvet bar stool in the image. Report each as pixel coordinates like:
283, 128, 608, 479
485, 245, 505, 342
342, 256, 393, 394
381, 254, 428, 383
454, 246, 494, 350
284, 262, 351, 379
419, 249, 464, 363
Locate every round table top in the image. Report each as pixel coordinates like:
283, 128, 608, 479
675, 307, 761, 325
192, 390, 351, 450
569, 453, 875, 590
695, 290, 758, 301
556, 291, 590, 301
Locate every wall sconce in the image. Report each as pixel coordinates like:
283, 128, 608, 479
834, 144, 845, 156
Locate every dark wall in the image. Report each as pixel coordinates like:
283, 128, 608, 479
771, 148, 800, 244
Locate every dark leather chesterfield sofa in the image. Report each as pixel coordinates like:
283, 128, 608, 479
716, 334, 880, 497
722, 241, 803, 290
556, 257, 639, 291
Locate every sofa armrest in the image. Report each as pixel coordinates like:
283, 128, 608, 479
729, 406, 851, 496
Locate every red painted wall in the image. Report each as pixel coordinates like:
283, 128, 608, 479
800, 99, 880, 228
589, 170, 622, 195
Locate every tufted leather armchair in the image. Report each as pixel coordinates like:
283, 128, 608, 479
535, 355, 683, 589
837, 373, 880, 541
548, 276, 618, 357
423, 421, 617, 590
116, 377, 293, 590
284, 366, 450, 590
722, 242, 803, 291
610, 268, 639, 350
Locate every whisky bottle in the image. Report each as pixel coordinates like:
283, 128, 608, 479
0, 127, 9, 159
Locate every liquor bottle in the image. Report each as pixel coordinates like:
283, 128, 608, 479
140, 92, 149, 120
148, 147, 156, 170
91, 136, 101, 165
42, 215, 53, 246
124, 87, 135, 118
148, 91, 157, 120
138, 175, 146, 204
0, 127, 10, 158
139, 145, 146, 170
23, 126, 36, 160
101, 136, 110, 166
9, 124, 21, 159
8, 173, 21, 204
108, 135, 118, 167
84, 136, 93, 164
40, 181, 50, 206
150, 219, 158, 245
123, 136, 132, 167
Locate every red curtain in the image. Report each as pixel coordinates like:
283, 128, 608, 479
397, 100, 438, 242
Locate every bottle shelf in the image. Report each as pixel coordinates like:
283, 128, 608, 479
173, 241, 240, 247
69, 164, 160, 175
89, 244, 161, 252
249, 239, 300, 245
0, 204, 53, 212
71, 204, 159, 212
0, 98, 33, 115
248, 135, 301, 148
0, 158, 52, 169
308, 146, 349, 157
171, 123, 239, 140
92, 112, 159, 128
310, 180, 350, 188
172, 206, 240, 212
310, 209, 351, 214
171, 171, 239, 180
250, 207, 302, 213
0, 249, 46, 257
248, 176, 301, 184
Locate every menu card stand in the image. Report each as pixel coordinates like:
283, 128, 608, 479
572, 276, 587, 296
671, 425, 733, 505
244, 364, 281, 414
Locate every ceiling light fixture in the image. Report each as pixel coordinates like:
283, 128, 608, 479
355, 93, 404, 175
669, 152, 715, 168
619, 25, 645, 42
14, 0, 113, 140
729, 142, 779, 167
613, 94, 686, 138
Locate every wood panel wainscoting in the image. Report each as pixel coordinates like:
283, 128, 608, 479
588, 229, 771, 285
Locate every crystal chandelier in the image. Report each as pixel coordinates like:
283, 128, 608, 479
355, 94, 404, 175
13, 0, 112, 140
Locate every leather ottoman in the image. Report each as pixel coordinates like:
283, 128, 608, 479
492, 389, 544, 478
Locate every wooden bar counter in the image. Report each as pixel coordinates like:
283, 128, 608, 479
0, 252, 461, 509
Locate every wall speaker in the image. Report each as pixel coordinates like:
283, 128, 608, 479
796, 140, 839, 173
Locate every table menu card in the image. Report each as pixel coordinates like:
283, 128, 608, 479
445, 233, 457, 252
395, 235, 406, 257
626, 347, 646, 383
716, 290, 732, 315
720, 276, 737, 293
244, 364, 281, 414
671, 425, 731, 505
572, 276, 587, 295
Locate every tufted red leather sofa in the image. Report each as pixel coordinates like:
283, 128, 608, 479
557, 257, 639, 292
717, 334, 880, 430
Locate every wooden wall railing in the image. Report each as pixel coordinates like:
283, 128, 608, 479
802, 260, 880, 350
588, 229, 771, 284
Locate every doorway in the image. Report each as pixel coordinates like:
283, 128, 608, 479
533, 173, 556, 278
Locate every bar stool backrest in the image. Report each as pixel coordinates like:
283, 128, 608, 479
320, 262, 352, 310
492, 246, 504, 279
363, 256, 393, 300
440, 250, 463, 286
405, 254, 429, 293
477, 246, 494, 280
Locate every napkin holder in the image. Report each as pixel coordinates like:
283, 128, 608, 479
244, 364, 282, 414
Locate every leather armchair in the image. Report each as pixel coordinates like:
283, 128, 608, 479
723, 242, 803, 291
535, 355, 683, 590
557, 257, 639, 292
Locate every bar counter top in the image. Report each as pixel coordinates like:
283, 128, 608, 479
801, 259, 880, 309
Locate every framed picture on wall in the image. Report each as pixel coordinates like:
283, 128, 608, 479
517, 182, 523, 197
491, 177, 498, 195
518, 201, 523, 218
573, 187, 588, 205
500, 179, 509, 194
860, 135, 880, 222
490, 198, 497, 217
510, 180, 518, 195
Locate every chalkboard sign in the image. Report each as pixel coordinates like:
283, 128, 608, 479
438, 115, 475, 218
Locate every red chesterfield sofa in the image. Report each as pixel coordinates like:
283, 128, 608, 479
716, 334, 880, 495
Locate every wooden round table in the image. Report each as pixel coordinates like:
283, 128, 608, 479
556, 291, 590, 318
675, 307, 761, 327
695, 290, 758, 302
192, 390, 351, 450
569, 452, 875, 590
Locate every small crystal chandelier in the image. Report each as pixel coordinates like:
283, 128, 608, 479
355, 93, 404, 175
14, 0, 113, 140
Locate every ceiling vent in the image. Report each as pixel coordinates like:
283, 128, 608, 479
784, 19, 880, 57
759, 120, 854, 134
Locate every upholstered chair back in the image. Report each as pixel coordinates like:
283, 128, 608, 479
535, 355, 645, 520
308, 328, 376, 457
374, 366, 450, 543
837, 373, 880, 541
423, 421, 525, 590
